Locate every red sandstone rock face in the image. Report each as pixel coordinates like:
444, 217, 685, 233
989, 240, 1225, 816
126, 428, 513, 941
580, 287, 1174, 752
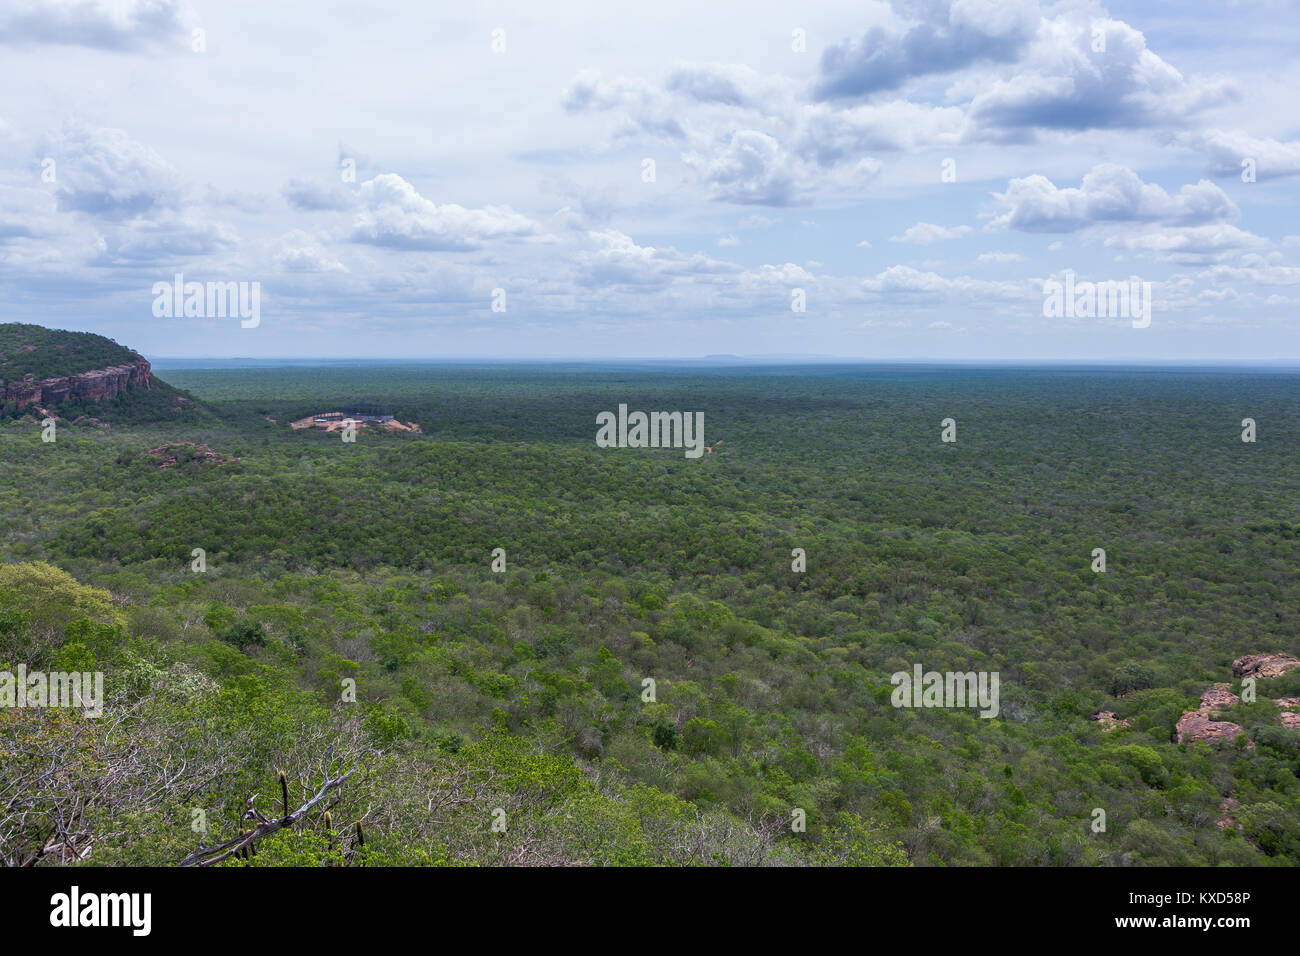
1176, 711, 1250, 747
1176, 683, 1251, 747
1199, 687, 1239, 711
1174, 661, 1300, 747
0, 356, 150, 409
1275, 698, 1300, 730
1232, 653, 1300, 680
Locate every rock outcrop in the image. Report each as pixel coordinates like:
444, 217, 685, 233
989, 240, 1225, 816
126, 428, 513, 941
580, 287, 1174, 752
1176, 712, 1250, 747
1232, 653, 1300, 680
0, 355, 151, 409
145, 442, 239, 470
1175, 658, 1300, 747
1277, 698, 1300, 730
1199, 687, 1239, 711
1176, 685, 1251, 747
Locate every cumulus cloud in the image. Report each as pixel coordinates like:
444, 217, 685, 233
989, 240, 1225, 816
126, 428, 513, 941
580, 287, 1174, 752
815, 0, 1041, 100
561, 70, 686, 142
575, 229, 742, 289
568, 230, 819, 322
1187, 129, 1300, 181
562, 6, 1241, 214
968, 16, 1237, 134
349, 174, 538, 251
684, 129, 800, 206
741, 262, 814, 286
861, 264, 1030, 302
106, 213, 237, 261
1103, 224, 1267, 264
682, 127, 885, 206
988, 164, 1238, 233
275, 231, 348, 273
0, 0, 191, 50
891, 222, 973, 243
797, 100, 968, 159
42, 121, 182, 220
566, 65, 913, 205
664, 62, 784, 109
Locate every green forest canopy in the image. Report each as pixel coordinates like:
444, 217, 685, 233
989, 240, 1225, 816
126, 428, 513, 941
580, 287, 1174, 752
1, 360, 1297, 866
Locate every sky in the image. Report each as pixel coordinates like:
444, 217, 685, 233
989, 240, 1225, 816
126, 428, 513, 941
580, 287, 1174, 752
1, 0, 1298, 361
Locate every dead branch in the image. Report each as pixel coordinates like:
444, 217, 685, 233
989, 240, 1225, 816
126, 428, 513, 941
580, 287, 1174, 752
178, 765, 359, 867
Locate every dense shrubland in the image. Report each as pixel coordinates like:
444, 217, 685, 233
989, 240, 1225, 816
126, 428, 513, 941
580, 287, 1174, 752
1, 364, 1297, 865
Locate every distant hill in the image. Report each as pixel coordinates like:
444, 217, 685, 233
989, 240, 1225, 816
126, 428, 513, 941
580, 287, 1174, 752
0, 323, 214, 423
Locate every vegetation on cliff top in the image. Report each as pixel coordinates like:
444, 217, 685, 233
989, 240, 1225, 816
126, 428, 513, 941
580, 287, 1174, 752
0, 324, 214, 424
0, 323, 140, 381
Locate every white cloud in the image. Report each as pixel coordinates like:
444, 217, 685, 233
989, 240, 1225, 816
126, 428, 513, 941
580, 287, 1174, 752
798, 100, 969, 157
42, 120, 182, 220
815, 0, 1041, 100
350, 174, 538, 251
283, 179, 358, 212
275, 231, 348, 273
665, 62, 787, 109
0, 2, 1295, 358
107, 213, 238, 262
575, 229, 741, 290
0, 0, 191, 51
988, 164, 1238, 233
561, 69, 686, 143
891, 222, 973, 243
861, 264, 1030, 303
1187, 129, 1300, 181
1103, 224, 1266, 264
685, 130, 799, 205
1200, 261, 1300, 286
968, 15, 1237, 134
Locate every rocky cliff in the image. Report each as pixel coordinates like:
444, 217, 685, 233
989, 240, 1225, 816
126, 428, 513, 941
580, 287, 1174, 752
0, 355, 152, 409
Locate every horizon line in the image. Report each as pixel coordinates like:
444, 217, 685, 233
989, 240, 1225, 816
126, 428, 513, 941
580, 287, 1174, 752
147, 356, 1300, 368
